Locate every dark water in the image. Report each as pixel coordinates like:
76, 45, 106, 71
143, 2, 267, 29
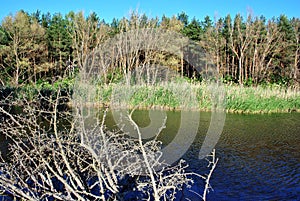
193, 112, 300, 200
1, 110, 299, 200
112, 110, 300, 201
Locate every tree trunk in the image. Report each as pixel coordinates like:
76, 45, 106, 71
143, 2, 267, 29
238, 56, 243, 85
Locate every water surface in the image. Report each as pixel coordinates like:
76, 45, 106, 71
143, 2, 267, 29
118, 110, 300, 200
1, 110, 299, 200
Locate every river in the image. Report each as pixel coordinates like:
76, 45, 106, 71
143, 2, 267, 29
1, 110, 299, 200
107, 110, 300, 200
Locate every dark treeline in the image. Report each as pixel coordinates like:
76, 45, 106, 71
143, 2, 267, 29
0, 10, 299, 87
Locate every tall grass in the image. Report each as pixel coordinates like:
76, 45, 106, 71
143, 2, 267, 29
7, 74, 298, 114
99, 81, 199, 110
95, 82, 300, 114
224, 85, 300, 113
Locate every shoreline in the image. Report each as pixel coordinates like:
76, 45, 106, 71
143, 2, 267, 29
2, 83, 300, 115
68, 101, 300, 114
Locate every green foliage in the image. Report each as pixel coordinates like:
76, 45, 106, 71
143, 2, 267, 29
105, 69, 124, 84
243, 77, 254, 86
0, 26, 9, 45
34, 77, 74, 90
225, 85, 300, 113
47, 13, 72, 65
181, 17, 203, 40
93, 81, 300, 113
222, 75, 237, 84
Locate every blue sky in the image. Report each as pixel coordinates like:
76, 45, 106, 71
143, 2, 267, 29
0, 0, 299, 23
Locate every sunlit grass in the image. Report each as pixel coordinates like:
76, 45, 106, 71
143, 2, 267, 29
224, 85, 300, 113
95, 82, 300, 114
4, 74, 298, 114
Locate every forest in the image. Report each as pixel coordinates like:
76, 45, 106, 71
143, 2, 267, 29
0, 10, 299, 88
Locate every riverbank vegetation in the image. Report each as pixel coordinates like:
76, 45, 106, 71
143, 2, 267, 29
1, 77, 299, 113
93, 81, 300, 113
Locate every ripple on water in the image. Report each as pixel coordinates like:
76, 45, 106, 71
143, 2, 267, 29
181, 112, 300, 200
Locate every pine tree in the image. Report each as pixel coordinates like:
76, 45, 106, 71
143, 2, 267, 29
47, 13, 72, 77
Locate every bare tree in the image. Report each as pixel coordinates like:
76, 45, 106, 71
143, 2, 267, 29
251, 19, 282, 84
200, 17, 226, 79
0, 87, 218, 200
228, 14, 254, 85
1, 11, 46, 86
67, 11, 110, 70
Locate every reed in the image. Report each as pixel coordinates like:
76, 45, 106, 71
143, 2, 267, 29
80, 82, 300, 113
224, 85, 300, 113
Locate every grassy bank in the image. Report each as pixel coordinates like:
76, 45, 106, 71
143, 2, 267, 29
93, 82, 300, 114
1, 78, 299, 114
224, 84, 300, 113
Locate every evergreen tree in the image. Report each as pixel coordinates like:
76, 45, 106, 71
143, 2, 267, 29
201, 15, 213, 32
182, 17, 203, 41
47, 13, 72, 75
177, 11, 189, 27
276, 15, 297, 84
